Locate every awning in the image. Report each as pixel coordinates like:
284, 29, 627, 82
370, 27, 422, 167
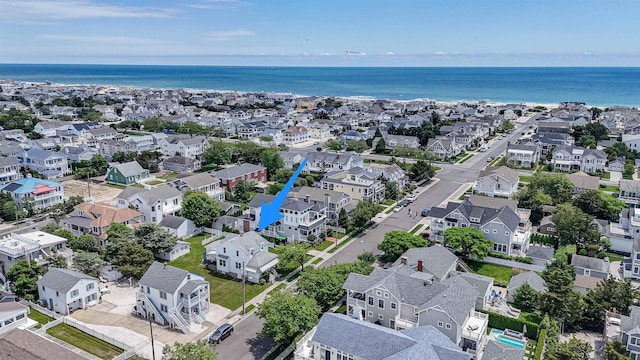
32, 185, 56, 195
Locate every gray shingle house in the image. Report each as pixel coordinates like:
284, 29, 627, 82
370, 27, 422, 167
294, 313, 470, 360
481, 340, 525, 360
506, 271, 546, 302
391, 246, 459, 282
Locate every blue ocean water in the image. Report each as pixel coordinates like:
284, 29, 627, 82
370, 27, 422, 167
0, 64, 639, 106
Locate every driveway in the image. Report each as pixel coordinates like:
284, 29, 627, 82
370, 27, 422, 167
609, 171, 622, 183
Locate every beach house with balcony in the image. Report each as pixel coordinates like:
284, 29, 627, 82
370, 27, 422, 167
289, 186, 352, 223
282, 125, 309, 145
342, 267, 487, 355
62, 202, 142, 245
429, 200, 532, 256
619, 179, 640, 205
0, 157, 20, 185
0, 231, 72, 275
506, 142, 540, 169
320, 167, 384, 203
114, 185, 182, 224
551, 145, 606, 173
304, 152, 364, 173
134, 262, 210, 334
37, 268, 99, 315
19, 148, 70, 180
254, 196, 328, 243
475, 166, 519, 198
604, 306, 640, 360
168, 173, 225, 201
0, 177, 64, 210
0, 302, 30, 335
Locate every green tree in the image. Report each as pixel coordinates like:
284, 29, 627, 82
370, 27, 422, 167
338, 208, 349, 229
552, 203, 604, 250
576, 135, 596, 149
378, 230, 428, 262
374, 137, 387, 153
277, 241, 310, 272
515, 185, 552, 224
582, 277, 639, 329
442, 227, 492, 260
180, 191, 222, 227
374, 128, 383, 138
511, 283, 540, 312
6, 259, 45, 301
48, 255, 67, 268
325, 139, 345, 151
203, 141, 232, 168
265, 183, 284, 195
74, 252, 103, 277
409, 160, 436, 182
233, 141, 264, 164
260, 148, 284, 178
111, 151, 138, 163
64, 195, 85, 214
297, 261, 372, 310
540, 260, 585, 328
357, 251, 377, 264
69, 234, 97, 252
603, 339, 631, 360
500, 120, 515, 132
2, 201, 19, 221
162, 340, 218, 360
256, 291, 321, 344
134, 223, 178, 254
384, 180, 398, 201
350, 199, 381, 229
529, 172, 574, 205
113, 242, 154, 279
345, 140, 369, 153
233, 180, 252, 202
554, 336, 593, 360
573, 189, 626, 222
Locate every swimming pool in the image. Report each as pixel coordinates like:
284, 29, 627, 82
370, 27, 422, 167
490, 329, 526, 349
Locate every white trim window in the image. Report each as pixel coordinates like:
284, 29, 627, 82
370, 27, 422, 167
437, 321, 443, 327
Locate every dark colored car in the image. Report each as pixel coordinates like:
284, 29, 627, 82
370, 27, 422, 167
421, 208, 430, 217
209, 323, 234, 344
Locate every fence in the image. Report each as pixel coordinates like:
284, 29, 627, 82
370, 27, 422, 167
29, 301, 62, 320
484, 256, 545, 272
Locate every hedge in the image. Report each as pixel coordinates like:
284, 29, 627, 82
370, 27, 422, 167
478, 309, 539, 340
530, 234, 558, 248
489, 252, 534, 264
534, 329, 546, 360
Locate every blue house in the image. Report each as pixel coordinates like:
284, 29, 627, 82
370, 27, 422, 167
1, 176, 65, 210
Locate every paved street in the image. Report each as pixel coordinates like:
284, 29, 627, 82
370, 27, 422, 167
217, 115, 538, 359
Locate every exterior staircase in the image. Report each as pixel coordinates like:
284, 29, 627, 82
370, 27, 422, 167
457, 260, 474, 273
192, 312, 206, 324
140, 292, 169, 325
168, 307, 190, 334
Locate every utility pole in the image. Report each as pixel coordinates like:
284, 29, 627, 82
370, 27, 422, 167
242, 260, 246, 314
87, 172, 91, 198
149, 316, 156, 360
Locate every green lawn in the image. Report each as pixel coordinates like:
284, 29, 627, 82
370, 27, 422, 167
243, 304, 255, 315
458, 154, 474, 164
434, 166, 442, 171
104, 183, 126, 190
602, 172, 611, 180
383, 199, 395, 206
28, 308, 53, 329
312, 257, 323, 265
464, 260, 513, 286
519, 311, 543, 324
168, 234, 271, 310
146, 180, 165, 186
269, 245, 311, 276
599, 185, 620, 193
158, 172, 179, 180
604, 252, 625, 262
519, 175, 531, 183
46, 323, 123, 360
314, 241, 334, 251
267, 283, 286, 296
488, 156, 502, 166
409, 224, 423, 234
384, 206, 395, 214
554, 244, 576, 261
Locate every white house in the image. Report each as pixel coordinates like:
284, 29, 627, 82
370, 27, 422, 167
159, 215, 199, 239
205, 231, 279, 283
0, 302, 30, 335
475, 166, 519, 198
168, 173, 225, 201
134, 262, 210, 334
307, 123, 331, 139
506, 142, 540, 168
0, 231, 72, 275
160, 135, 208, 159
20, 148, 70, 180
156, 240, 191, 261
114, 185, 183, 224
37, 268, 99, 315
0, 157, 21, 185
282, 126, 309, 145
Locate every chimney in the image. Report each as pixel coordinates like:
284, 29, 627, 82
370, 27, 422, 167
417, 260, 423, 272
305, 194, 311, 203
400, 256, 408, 265
243, 218, 250, 233
324, 193, 330, 208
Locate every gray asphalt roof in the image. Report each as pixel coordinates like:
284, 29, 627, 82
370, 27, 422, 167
482, 340, 526, 360
137, 185, 182, 204
219, 231, 274, 252
621, 306, 640, 333
159, 215, 188, 229
455, 271, 494, 297
467, 195, 517, 211
312, 313, 469, 360
246, 251, 279, 269
281, 198, 313, 212
507, 271, 546, 293
248, 193, 275, 208
478, 166, 519, 183
0, 156, 19, 167
289, 186, 349, 203
429, 200, 520, 231
37, 268, 97, 293
112, 161, 145, 177
570, 254, 609, 272
171, 173, 219, 189
178, 280, 207, 295
139, 262, 192, 294
526, 245, 554, 260
391, 246, 458, 280
163, 156, 196, 165
417, 275, 477, 326
211, 163, 265, 180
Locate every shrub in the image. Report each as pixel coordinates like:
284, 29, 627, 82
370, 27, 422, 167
578, 248, 588, 256
530, 234, 558, 248
489, 252, 534, 264
478, 309, 539, 339
534, 329, 546, 360
596, 252, 607, 259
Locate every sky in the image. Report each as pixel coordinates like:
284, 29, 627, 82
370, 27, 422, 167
1, 0, 640, 66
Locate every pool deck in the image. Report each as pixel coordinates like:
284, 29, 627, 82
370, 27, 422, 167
488, 328, 527, 349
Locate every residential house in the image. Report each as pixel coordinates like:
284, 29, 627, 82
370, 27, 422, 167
528, 132, 572, 155
114, 185, 182, 224
125, 135, 158, 152
168, 172, 225, 201
211, 163, 267, 190
156, 240, 191, 261
283, 126, 309, 145
391, 246, 459, 282
34, 121, 67, 137
384, 134, 420, 149
481, 340, 526, 360
134, 262, 210, 333
85, 127, 120, 145
526, 245, 555, 266
105, 160, 150, 186
29, 138, 58, 151
0, 157, 20, 184
307, 122, 331, 139
551, 146, 606, 173
259, 128, 283, 145
429, 200, 531, 256
0, 328, 89, 360
257, 197, 328, 242
537, 121, 571, 134
570, 254, 610, 294
339, 130, 368, 142
623, 238, 640, 280
205, 231, 278, 283
426, 137, 462, 160
289, 186, 352, 223
565, 171, 600, 194
608, 207, 640, 253
506, 142, 540, 169
58, 146, 98, 163
161, 156, 201, 173
160, 135, 208, 159
37, 268, 99, 315
61, 202, 142, 245
475, 166, 519, 198
236, 120, 267, 139
506, 271, 546, 302
0, 143, 23, 158
280, 151, 304, 170
364, 163, 408, 189
159, 215, 199, 239
20, 148, 70, 180
320, 167, 385, 203
0, 231, 71, 275
606, 306, 640, 360
342, 267, 487, 354
304, 152, 364, 173
609, 157, 626, 172
99, 139, 137, 160
294, 313, 471, 360
0, 302, 30, 335
619, 179, 640, 205
622, 134, 640, 150
0, 177, 64, 210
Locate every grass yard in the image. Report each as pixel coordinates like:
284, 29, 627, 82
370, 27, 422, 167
599, 185, 620, 193
604, 252, 625, 262
554, 244, 576, 262
168, 234, 271, 310
314, 241, 334, 251
383, 199, 395, 206
46, 323, 123, 360
267, 283, 286, 296
409, 224, 423, 234
458, 187, 473, 200
384, 206, 395, 214
104, 183, 126, 190
464, 260, 514, 286
312, 257, 323, 265
602, 172, 611, 180
269, 245, 312, 276
458, 153, 474, 164
519, 175, 531, 183
519, 311, 543, 324
146, 180, 165, 186
28, 308, 53, 329
158, 172, 179, 180
488, 156, 502, 166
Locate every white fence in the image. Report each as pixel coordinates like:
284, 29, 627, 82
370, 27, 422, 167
483, 256, 545, 272
29, 301, 62, 320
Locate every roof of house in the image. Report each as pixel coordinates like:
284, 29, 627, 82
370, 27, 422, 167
1, 177, 62, 194
26, 148, 62, 160
619, 179, 640, 194
478, 166, 519, 183
281, 198, 313, 212
570, 254, 609, 272
70, 202, 141, 228
110, 161, 146, 177
566, 171, 599, 190
172, 172, 219, 189
163, 156, 197, 166
159, 215, 190, 229
311, 313, 470, 360
139, 262, 193, 294
574, 274, 603, 290
219, 231, 274, 252
466, 194, 518, 211
0, 156, 20, 167
248, 193, 276, 209
454, 271, 494, 298
117, 185, 182, 204
429, 200, 521, 231
246, 250, 279, 269
211, 163, 266, 180
0, 328, 88, 360
482, 340, 526, 360
526, 245, 555, 260
620, 306, 640, 333
391, 246, 458, 280
507, 271, 546, 293
37, 268, 97, 293
289, 186, 349, 203
507, 142, 538, 152
87, 127, 117, 135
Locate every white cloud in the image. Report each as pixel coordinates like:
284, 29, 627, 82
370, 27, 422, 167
434, 51, 447, 55
40, 34, 166, 45
387, 51, 395, 55
205, 29, 254, 41
0, 0, 177, 20
189, 0, 250, 9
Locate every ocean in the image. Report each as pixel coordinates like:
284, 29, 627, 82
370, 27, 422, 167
0, 64, 639, 106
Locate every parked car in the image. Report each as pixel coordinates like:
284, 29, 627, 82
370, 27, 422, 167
393, 205, 403, 213
421, 208, 430, 217
25, 219, 35, 225
405, 194, 417, 203
209, 323, 234, 344
401, 199, 410, 206
487, 157, 494, 162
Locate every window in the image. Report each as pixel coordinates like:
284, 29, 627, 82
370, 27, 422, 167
236, 251, 239, 257
147, 286, 150, 294
236, 262, 242, 269
86, 283, 94, 291
378, 314, 384, 321
71, 290, 79, 297
160, 291, 167, 300
493, 229, 497, 234
483, 229, 489, 233
631, 337, 639, 345
505, 232, 510, 236
378, 299, 384, 309
437, 321, 443, 327
160, 304, 168, 312
383, 293, 389, 298
584, 269, 591, 276
376, 290, 381, 296
56, 291, 59, 297
16, 313, 25, 320
219, 259, 226, 267
368, 311, 373, 317
368, 297, 373, 306
223, 247, 226, 254
391, 302, 397, 310
446, 323, 451, 329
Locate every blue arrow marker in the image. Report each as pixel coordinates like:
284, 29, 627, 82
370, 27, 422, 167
258, 158, 308, 231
